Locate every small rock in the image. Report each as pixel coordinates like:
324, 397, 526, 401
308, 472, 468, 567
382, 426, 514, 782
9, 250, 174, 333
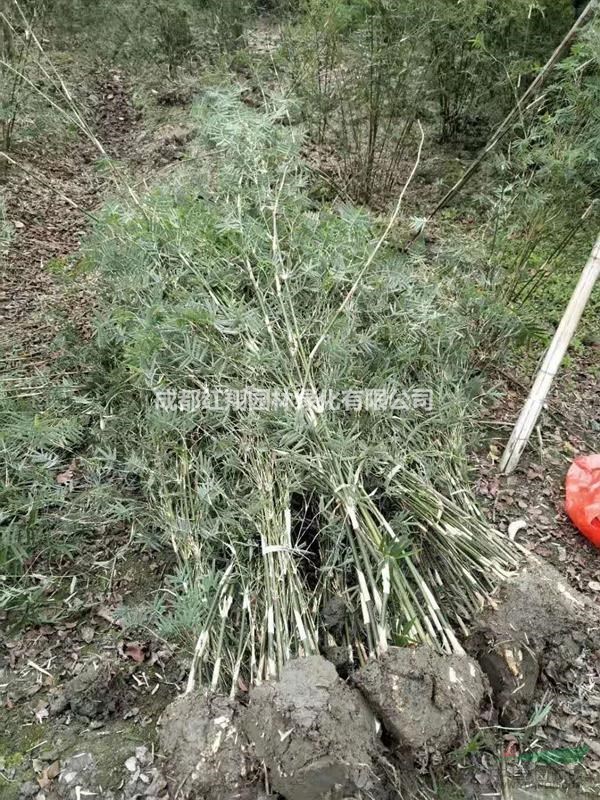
80, 625, 95, 643
135, 746, 152, 765
124, 756, 138, 772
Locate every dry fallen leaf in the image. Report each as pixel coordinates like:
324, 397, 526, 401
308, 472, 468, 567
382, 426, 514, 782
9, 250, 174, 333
503, 739, 519, 759
96, 605, 123, 628
80, 625, 95, 643
37, 771, 50, 789
34, 702, 49, 723
47, 760, 61, 780
55, 467, 74, 486
146, 647, 172, 667
121, 641, 147, 663
37, 759, 60, 789
508, 519, 528, 541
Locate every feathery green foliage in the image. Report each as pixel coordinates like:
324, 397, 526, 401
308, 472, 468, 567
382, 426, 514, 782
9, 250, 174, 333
2, 0, 592, 689
70, 92, 520, 690
484, 18, 600, 329
428, 0, 573, 142
0, 374, 135, 609
280, 0, 575, 201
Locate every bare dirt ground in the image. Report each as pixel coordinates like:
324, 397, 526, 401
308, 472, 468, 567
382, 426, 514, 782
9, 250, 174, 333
0, 73, 139, 366
477, 348, 600, 596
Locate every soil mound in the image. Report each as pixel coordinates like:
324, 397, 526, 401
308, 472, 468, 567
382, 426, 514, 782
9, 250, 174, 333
352, 646, 486, 757
242, 655, 382, 800
466, 558, 600, 726
159, 693, 255, 800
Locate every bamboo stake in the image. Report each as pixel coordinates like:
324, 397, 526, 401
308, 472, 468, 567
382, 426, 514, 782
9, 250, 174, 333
500, 233, 600, 474
415, 0, 598, 233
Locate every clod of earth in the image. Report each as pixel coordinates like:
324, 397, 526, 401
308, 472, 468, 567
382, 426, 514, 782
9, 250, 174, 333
242, 655, 383, 800
47, 655, 130, 719
466, 558, 600, 726
159, 692, 256, 800
154, 124, 195, 164
156, 589, 599, 800
351, 646, 487, 757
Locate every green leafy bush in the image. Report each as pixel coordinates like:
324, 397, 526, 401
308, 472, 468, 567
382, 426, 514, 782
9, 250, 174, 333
0, 378, 137, 610
156, 3, 194, 76
484, 19, 600, 327
428, 0, 573, 142
36, 0, 253, 71
281, 0, 574, 201
283, 0, 428, 199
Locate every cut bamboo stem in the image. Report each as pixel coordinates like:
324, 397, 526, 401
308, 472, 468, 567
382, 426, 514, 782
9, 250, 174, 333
500, 233, 600, 474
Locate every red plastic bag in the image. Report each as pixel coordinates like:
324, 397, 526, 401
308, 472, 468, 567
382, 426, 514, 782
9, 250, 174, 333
565, 454, 600, 548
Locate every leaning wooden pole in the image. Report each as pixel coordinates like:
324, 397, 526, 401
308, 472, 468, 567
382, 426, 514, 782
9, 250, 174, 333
500, 233, 600, 474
